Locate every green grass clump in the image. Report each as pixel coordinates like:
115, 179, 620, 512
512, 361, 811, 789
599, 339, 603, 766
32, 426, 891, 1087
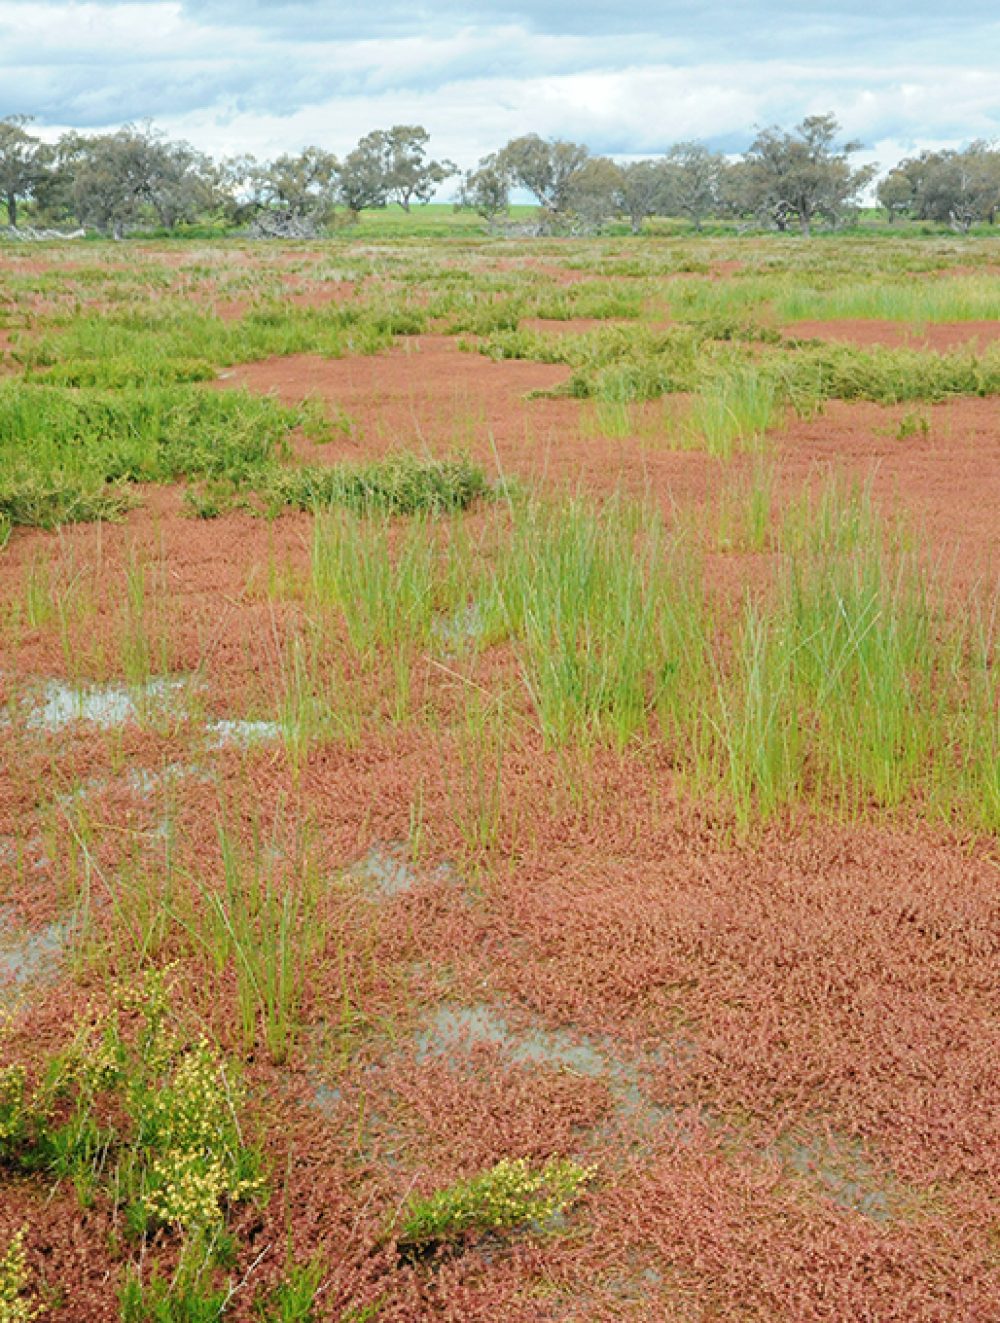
252, 1255, 326, 1322
569, 353, 695, 402
532, 280, 646, 322
711, 462, 776, 551
476, 326, 574, 365
119, 1267, 228, 1323
193, 821, 321, 1064
397, 1156, 592, 1257
1, 383, 431, 534
689, 312, 783, 344
0, 382, 312, 525
0, 470, 136, 532
479, 321, 749, 402
15, 302, 401, 383
35, 356, 217, 389
688, 487, 998, 829
769, 342, 1000, 407
308, 503, 480, 724
311, 510, 443, 653
773, 276, 1000, 324
270, 452, 489, 516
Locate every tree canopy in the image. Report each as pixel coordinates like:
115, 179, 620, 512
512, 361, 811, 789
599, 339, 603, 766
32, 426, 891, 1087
739, 114, 875, 234
5, 108, 1000, 238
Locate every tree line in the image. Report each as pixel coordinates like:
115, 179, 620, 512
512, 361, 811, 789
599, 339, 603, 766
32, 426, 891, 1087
1, 112, 998, 238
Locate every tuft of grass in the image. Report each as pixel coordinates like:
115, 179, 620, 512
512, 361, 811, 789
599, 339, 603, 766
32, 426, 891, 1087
0, 471, 136, 533
120, 1268, 228, 1323
253, 1254, 326, 1322
0, 377, 486, 534
120, 547, 171, 690
773, 276, 1000, 324
894, 409, 930, 440
309, 504, 480, 726
684, 366, 778, 456
767, 341, 1000, 408
490, 495, 667, 750
0, 382, 302, 531
275, 628, 363, 768
684, 483, 997, 829
191, 819, 321, 1065
712, 461, 776, 551
16, 300, 402, 385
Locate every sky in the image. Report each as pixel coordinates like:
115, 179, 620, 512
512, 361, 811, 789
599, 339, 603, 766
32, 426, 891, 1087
3, 1, 999, 184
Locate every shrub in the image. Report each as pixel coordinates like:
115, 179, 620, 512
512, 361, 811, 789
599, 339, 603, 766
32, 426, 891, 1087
397, 1156, 593, 1257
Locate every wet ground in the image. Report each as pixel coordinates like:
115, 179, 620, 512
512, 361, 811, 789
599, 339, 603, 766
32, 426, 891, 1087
0, 237, 997, 1321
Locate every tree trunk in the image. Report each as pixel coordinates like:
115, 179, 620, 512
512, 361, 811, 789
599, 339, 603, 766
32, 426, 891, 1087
948, 209, 972, 234
6, 194, 16, 228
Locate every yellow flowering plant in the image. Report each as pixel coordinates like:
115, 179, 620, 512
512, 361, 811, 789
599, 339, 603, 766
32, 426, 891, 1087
127, 1036, 264, 1235
0, 1229, 40, 1323
0, 970, 264, 1245
397, 1156, 594, 1255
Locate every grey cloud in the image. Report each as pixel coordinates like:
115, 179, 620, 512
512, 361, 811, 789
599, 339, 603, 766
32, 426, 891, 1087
179, 0, 999, 43
1, 0, 996, 163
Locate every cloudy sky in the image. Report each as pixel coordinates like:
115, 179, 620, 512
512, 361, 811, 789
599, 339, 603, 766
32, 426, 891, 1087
3, 1, 999, 179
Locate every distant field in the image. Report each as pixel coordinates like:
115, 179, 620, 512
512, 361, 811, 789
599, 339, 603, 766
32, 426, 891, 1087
72, 201, 1000, 242
0, 233, 997, 1320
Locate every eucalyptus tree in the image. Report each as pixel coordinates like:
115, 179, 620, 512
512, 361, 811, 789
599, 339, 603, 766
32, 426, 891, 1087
908, 144, 1000, 231
0, 116, 50, 227
457, 152, 510, 221
565, 156, 623, 230
876, 168, 915, 223
660, 142, 726, 231
259, 146, 339, 222
70, 128, 158, 237
339, 125, 455, 214
740, 114, 875, 234
614, 160, 668, 234
498, 134, 592, 217
70, 125, 219, 236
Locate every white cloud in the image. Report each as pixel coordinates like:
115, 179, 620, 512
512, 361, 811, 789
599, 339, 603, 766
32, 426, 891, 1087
3, 2, 998, 175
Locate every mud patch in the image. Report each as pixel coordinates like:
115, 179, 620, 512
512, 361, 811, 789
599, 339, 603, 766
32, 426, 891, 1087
15, 677, 193, 733
413, 1001, 677, 1137
348, 842, 464, 900
205, 717, 281, 748
762, 1126, 907, 1221
0, 907, 71, 1007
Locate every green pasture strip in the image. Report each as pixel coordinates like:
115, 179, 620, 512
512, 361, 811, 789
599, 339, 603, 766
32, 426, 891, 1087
774, 276, 1000, 323
7, 299, 421, 386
